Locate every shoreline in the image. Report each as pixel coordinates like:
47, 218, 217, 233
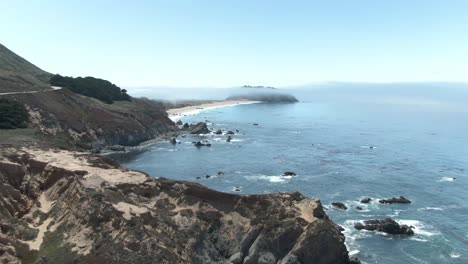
166, 99, 260, 121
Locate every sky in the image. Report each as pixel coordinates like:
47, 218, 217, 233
1, 0, 468, 88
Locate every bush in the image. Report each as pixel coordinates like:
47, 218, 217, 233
0, 98, 29, 129
50, 74, 131, 104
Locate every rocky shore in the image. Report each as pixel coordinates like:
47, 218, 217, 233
0, 148, 354, 264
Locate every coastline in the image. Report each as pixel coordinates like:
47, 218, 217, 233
166, 99, 260, 121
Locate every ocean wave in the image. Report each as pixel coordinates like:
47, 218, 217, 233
438, 176, 456, 182
417, 207, 444, 211
248, 174, 298, 183
396, 220, 440, 237
450, 252, 461, 258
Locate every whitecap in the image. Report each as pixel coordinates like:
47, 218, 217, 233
409, 237, 428, 242
248, 174, 296, 183
396, 220, 440, 237
450, 253, 461, 258
417, 207, 444, 211
359, 145, 377, 149
438, 176, 456, 182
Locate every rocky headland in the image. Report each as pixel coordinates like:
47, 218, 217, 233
0, 148, 353, 264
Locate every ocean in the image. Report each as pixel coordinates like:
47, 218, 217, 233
112, 83, 468, 263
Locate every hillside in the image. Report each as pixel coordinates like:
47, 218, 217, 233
0, 44, 175, 150
0, 44, 52, 93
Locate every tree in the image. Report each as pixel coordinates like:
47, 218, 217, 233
50, 74, 132, 104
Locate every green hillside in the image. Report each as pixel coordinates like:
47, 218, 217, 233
0, 43, 52, 92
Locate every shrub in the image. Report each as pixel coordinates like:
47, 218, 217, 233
0, 98, 29, 129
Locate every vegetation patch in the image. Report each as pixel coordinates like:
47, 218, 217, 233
50, 74, 131, 104
0, 98, 29, 129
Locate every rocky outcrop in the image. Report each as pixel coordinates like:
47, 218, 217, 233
360, 198, 372, 204
332, 202, 347, 210
189, 122, 210, 134
379, 196, 411, 204
354, 218, 414, 235
0, 149, 353, 264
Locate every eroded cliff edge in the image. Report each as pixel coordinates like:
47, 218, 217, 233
0, 148, 351, 264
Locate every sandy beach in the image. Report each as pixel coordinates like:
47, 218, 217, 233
167, 100, 259, 121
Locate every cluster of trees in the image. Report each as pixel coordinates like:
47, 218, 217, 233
50, 74, 131, 104
0, 98, 29, 129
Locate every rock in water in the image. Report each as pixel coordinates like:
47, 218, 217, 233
189, 122, 210, 134
194, 141, 211, 147
170, 137, 177, 144
354, 218, 414, 235
379, 196, 411, 204
360, 198, 372, 203
282, 171, 297, 176
176, 120, 183, 125
226, 130, 235, 135
226, 135, 232, 142
183, 122, 190, 129
349, 256, 362, 264
332, 202, 348, 210
215, 129, 223, 135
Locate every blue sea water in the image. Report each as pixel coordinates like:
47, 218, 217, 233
113, 84, 468, 264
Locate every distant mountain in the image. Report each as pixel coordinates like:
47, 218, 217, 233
0, 43, 52, 92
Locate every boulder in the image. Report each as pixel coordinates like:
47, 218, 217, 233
215, 129, 223, 135
360, 198, 372, 204
183, 123, 190, 129
355, 206, 363, 211
170, 138, 177, 144
226, 130, 235, 135
189, 122, 210, 134
349, 256, 362, 264
226, 136, 232, 142
282, 171, 297, 176
176, 120, 183, 125
194, 141, 211, 147
354, 218, 414, 235
379, 196, 411, 204
332, 202, 347, 210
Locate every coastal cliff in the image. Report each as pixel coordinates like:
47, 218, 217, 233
3, 89, 175, 150
0, 149, 352, 264
0, 44, 355, 263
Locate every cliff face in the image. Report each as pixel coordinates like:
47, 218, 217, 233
0, 149, 351, 264
3, 89, 176, 150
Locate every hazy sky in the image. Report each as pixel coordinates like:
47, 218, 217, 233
2, 0, 468, 87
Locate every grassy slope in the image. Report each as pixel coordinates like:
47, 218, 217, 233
0, 43, 52, 92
